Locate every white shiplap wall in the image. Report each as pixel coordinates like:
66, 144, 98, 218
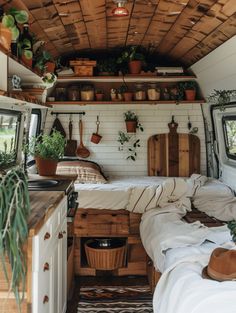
45, 103, 206, 177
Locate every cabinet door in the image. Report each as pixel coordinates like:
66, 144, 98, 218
58, 218, 67, 313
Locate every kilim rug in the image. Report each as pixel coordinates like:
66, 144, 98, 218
77, 285, 153, 313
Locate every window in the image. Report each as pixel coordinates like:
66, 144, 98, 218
27, 109, 41, 164
0, 109, 22, 166
223, 116, 236, 160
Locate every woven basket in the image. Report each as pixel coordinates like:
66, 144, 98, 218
85, 239, 126, 270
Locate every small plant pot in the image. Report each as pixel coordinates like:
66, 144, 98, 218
126, 121, 137, 133
91, 133, 102, 144
128, 60, 142, 74
35, 156, 58, 176
95, 93, 104, 101
21, 54, 33, 68
45, 62, 56, 73
0, 23, 12, 51
123, 92, 133, 102
185, 89, 196, 101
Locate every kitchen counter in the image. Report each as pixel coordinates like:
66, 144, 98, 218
28, 190, 65, 236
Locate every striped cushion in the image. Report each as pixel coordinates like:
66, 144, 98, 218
56, 161, 107, 184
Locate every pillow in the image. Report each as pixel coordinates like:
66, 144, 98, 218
56, 160, 107, 184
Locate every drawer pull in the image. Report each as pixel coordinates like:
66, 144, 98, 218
43, 295, 49, 304
81, 213, 87, 218
44, 232, 51, 240
58, 232, 63, 239
43, 262, 50, 271
62, 230, 66, 234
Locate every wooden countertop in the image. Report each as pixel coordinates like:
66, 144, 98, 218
28, 191, 65, 236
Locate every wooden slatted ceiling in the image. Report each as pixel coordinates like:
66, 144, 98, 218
1, 0, 236, 66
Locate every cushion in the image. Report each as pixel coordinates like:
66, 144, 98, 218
56, 160, 107, 184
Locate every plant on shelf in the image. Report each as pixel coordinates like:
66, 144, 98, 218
33, 42, 55, 75
117, 46, 145, 74
26, 129, 65, 176
95, 89, 104, 101
178, 81, 198, 101
207, 89, 236, 111
124, 110, 144, 133
97, 58, 117, 75
0, 167, 30, 311
42, 72, 57, 88
2, 8, 28, 42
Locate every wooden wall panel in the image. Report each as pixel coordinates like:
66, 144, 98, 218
2, 0, 236, 65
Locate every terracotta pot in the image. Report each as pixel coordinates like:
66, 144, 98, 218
45, 62, 55, 73
185, 89, 196, 101
21, 54, 33, 68
91, 133, 102, 144
0, 23, 12, 51
123, 92, 133, 102
35, 156, 58, 176
126, 121, 137, 133
95, 93, 104, 101
128, 60, 142, 74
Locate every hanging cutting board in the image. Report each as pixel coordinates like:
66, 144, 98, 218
148, 120, 200, 177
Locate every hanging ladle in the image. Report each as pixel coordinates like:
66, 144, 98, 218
76, 115, 90, 158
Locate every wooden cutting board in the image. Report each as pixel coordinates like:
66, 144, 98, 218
148, 120, 200, 177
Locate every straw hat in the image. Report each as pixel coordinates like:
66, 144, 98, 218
202, 248, 236, 281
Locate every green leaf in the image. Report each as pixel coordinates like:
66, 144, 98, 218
10, 26, 20, 41
23, 50, 33, 59
2, 15, 15, 28
15, 10, 29, 24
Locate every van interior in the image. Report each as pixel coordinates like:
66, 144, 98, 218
1, 1, 236, 313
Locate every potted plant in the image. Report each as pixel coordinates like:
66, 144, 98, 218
97, 58, 117, 76
95, 89, 104, 101
0, 167, 30, 310
117, 46, 145, 75
26, 129, 65, 176
124, 110, 144, 133
207, 89, 236, 111
179, 81, 198, 101
118, 84, 133, 102
33, 43, 55, 75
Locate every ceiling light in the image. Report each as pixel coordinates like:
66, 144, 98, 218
112, 0, 129, 17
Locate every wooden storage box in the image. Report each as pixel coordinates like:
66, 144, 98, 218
85, 239, 126, 270
70, 60, 97, 77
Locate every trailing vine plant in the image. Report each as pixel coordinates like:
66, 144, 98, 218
207, 89, 236, 111
0, 167, 30, 311
117, 131, 141, 161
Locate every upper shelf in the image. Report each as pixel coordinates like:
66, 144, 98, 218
57, 75, 197, 83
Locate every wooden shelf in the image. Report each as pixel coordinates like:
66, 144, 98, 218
57, 75, 197, 83
0, 93, 51, 108
47, 100, 205, 106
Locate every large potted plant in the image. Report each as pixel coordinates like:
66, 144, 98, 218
27, 129, 65, 176
117, 46, 145, 74
0, 167, 30, 310
124, 111, 144, 133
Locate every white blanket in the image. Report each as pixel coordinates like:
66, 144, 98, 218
188, 174, 236, 221
154, 242, 236, 313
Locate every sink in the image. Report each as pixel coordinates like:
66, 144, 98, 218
28, 179, 59, 189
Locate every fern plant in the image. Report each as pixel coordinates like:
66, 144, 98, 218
0, 167, 30, 311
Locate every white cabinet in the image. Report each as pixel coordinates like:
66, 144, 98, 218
32, 196, 67, 313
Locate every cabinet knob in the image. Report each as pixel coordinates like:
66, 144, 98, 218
43, 262, 50, 271
44, 232, 51, 240
58, 232, 63, 239
62, 230, 66, 234
43, 295, 49, 304
147, 260, 153, 266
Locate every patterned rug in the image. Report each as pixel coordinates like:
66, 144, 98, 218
77, 285, 153, 312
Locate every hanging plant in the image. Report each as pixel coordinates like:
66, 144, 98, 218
117, 132, 141, 161
0, 167, 30, 311
207, 89, 236, 111
228, 220, 236, 243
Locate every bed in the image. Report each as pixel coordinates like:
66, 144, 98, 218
140, 176, 236, 313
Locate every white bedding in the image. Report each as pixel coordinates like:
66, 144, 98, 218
75, 176, 167, 211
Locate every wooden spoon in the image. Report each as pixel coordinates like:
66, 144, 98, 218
76, 119, 90, 158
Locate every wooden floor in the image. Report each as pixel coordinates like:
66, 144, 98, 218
66, 275, 149, 313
